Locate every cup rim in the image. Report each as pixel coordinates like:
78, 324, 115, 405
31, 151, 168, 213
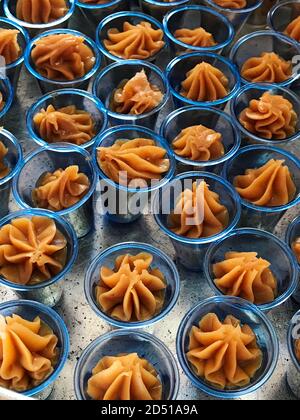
229, 30, 300, 87
0, 299, 70, 397
142, 0, 190, 5
153, 170, 242, 245
166, 52, 241, 107
24, 28, 101, 85
222, 144, 300, 212
76, 0, 124, 9
0, 17, 30, 69
230, 82, 300, 145
287, 309, 300, 372
176, 295, 279, 399
13, 142, 97, 216
163, 5, 235, 53
4, 0, 76, 29
92, 124, 176, 193
286, 214, 300, 270
74, 328, 180, 400
26, 88, 108, 150
160, 105, 241, 167
0, 128, 23, 186
267, 0, 300, 40
204, 0, 264, 14
84, 241, 180, 329
0, 208, 78, 291
96, 10, 168, 62
204, 227, 299, 312
0, 78, 14, 119
92, 59, 170, 120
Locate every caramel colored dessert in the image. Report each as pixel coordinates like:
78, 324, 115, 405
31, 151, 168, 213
241, 52, 292, 84
87, 353, 162, 400
172, 125, 224, 162
187, 313, 263, 389
104, 21, 165, 60
292, 237, 300, 263
181, 62, 229, 102
96, 253, 166, 322
0, 29, 21, 65
0, 141, 9, 179
295, 339, 300, 362
212, 0, 247, 8
285, 16, 300, 42
31, 34, 95, 81
213, 252, 277, 305
33, 166, 90, 211
0, 216, 67, 285
169, 181, 229, 239
111, 70, 163, 115
0, 314, 58, 392
234, 159, 296, 207
33, 105, 96, 146
16, 0, 68, 24
239, 92, 297, 140
174, 27, 216, 48
0, 93, 5, 112
97, 138, 170, 186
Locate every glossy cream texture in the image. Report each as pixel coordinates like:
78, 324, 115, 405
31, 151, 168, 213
0, 314, 58, 392
0, 141, 9, 179
87, 353, 162, 400
292, 238, 300, 263
174, 27, 216, 48
285, 16, 300, 42
0, 216, 67, 285
187, 313, 263, 389
241, 53, 292, 83
96, 252, 166, 322
212, 0, 247, 8
213, 251, 277, 304
0, 29, 21, 65
16, 0, 68, 24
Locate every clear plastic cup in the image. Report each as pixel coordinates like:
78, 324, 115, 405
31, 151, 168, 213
176, 295, 279, 399
139, 0, 191, 21
0, 209, 78, 307
286, 215, 300, 304
286, 309, 300, 399
76, 0, 128, 26
268, 1, 300, 41
0, 77, 14, 122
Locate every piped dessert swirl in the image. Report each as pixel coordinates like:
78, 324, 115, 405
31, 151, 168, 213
31, 34, 95, 81
292, 237, 300, 263
295, 339, 300, 362
172, 125, 224, 161
213, 251, 277, 305
239, 92, 298, 140
33, 105, 96, 146
234, 159, 296, 207
33, 166, 90, 211
87, 353, 162, 400
241, 52, 292, 84
96, 253, 166, 322
97, 138, 170, 186
212, 0, 247, 8
16, 0, 68, 24
0, 216, 67, 285
181, 62, 229, 102
285, 16, 300, 42
0, 29, 21, 65
174, 27, 216, 48
111, 70, 163, 115
104, 21, 165, 60
0, 141, 9, 179
0, 314, 58, 392
169, 181, 229, 239
187, 313, 263, 389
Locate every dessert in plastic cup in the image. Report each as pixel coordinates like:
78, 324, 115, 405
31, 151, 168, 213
286, 309, 300, 399
286, 215, 300, 305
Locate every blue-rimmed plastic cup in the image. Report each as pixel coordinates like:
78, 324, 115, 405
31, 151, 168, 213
0, 299, 69, 399
204, 228, 298, 313
0, 17, 29, 90
201, 0, 264, 30
231, 83, 300, 148
286, 215, 300, 305
84, 242, 180, 329
76, 0, 128, 27
268, 1, 300, 41
287, 309, 300, 399
92, 125, 176, 223
0, 77, 13, 122
74, 329, 180, 400
166, 52, 240, 109
24, 29, 101, 94
139, 0, 190, 21
163, 5, 234, 56
96, 11, 169, 66
26, 89, 108, 151
153, 171, 241, 272
230, 30, 300, 87
13, 144, 97, 239
160, 106, 241, 174
93, 60, 170, 128
0, 209, 78, 307
0, 129, 22, 218
4, 0, 76, 38
176, 295, 279, 399
223, 145, 300, 232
